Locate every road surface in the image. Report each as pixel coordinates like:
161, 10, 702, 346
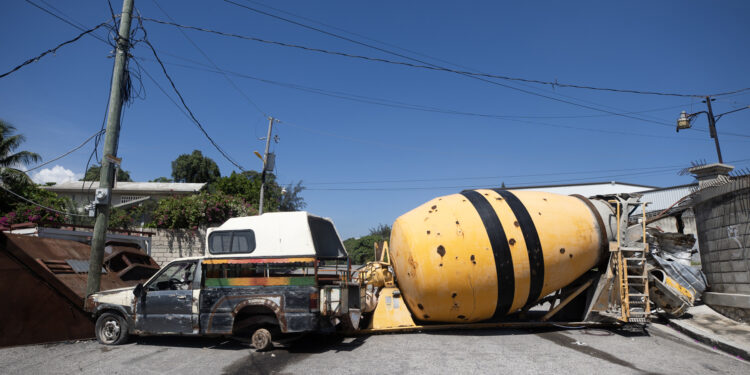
0, 322, 747, 374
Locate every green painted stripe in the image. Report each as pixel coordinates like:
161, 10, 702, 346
204, 276, 316, 287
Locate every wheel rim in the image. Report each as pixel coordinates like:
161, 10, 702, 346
100, 318, 121, 344
252, 329, 271, 349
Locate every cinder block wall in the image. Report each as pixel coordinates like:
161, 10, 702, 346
693, 178, 750, 322
148, 228, 207, 265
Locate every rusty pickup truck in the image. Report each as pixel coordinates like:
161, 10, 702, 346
85, 212, 361, 350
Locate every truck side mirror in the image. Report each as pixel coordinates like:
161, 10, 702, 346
133, 283, 145, 297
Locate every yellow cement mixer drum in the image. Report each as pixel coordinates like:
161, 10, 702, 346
389, 189, 608, 323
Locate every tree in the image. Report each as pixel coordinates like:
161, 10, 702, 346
82, 164, 133, 182
171, 150, 220, 183
150, 176, 173, 182
0, 119, 40, 184
279, 181, 307, 211
212, 170, 288, 213
343, 224, 391, 264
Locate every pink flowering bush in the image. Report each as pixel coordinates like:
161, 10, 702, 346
150, 192, 256, 229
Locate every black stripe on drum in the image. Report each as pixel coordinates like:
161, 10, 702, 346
460, 190, 515, 318
493, 189, 545, 306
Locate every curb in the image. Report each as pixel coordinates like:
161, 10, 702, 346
665, 316, 750, 361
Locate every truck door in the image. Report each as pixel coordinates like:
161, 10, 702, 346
135, 261, 197, 334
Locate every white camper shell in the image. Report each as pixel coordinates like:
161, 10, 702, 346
204, 211, 348, 259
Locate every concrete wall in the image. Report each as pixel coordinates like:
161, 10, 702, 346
693, 177, 750, 322
148, 228, 208, 265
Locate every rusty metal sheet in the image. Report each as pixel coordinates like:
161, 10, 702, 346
0, 232, 159, 347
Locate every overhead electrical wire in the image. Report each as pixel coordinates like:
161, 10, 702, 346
23, 129, 106, 173
134, 55, 750, 144
0, 184, 89, 218
150, 0, 268, 118
0, 23, 110, 79
137, 55, 691, 120
139, 17, 750, 138
302, 158, 750, 191
223, 0, 748, 99
224, 1, 750, 136
133, 42, 248, 171
24, 0, 112, 45
227, 0, 682, 126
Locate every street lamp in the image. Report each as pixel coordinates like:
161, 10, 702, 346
676, 96, 750, 164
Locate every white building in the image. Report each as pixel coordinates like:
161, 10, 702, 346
42, 181, 206, 209
510, 181, 657, 197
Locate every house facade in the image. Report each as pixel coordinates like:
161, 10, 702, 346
42, 181, 206, 209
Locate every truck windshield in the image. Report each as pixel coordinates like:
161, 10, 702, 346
308, 217, 347, 258
208, 230, 256, 254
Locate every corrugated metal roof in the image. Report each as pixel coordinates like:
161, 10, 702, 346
42, 181, 206, 194
511, 181, 657, 197
633, 183, 697, 214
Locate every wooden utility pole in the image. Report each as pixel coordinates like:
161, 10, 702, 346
704, 96, 723, 164
258, 116, 274, 215
86, 0, 135, 296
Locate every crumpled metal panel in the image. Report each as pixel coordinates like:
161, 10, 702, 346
652, 253, 707, 299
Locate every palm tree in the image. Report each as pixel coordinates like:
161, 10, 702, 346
0, 119, 41, 185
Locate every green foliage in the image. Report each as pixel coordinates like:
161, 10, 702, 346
343, 235, 381, 264
1, 118, 40, 184
82, 164, 133, 182
279, 181, 306, 212
151, 192, 257, 229
108, 200, 158, 230
171, 150, 220, 183
211, 171, 301, 214
369, 223, 391, 238
343, 224, 391, 264
0, 179, 68, 227
150, 176, 173, 182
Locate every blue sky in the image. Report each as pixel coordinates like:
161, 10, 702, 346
2, 0, 749, 238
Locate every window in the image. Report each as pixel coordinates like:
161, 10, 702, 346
308, 217, 347, 258
147, 262, 197, 291
208, 230, 256, 254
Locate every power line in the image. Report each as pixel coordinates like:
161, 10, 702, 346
139, 17, 750, 137
135, 55, 750, 143
24, 129, 106, 173
223, 0, 748, 99
0, 23, 110, 79
150, 0, 267, 118
303, 159, 750, 191
228, 0, 681, 126
133, 41, 247, 171
303, 166, 693, 186
138, 55, 691, 120
0, 184, 89, 218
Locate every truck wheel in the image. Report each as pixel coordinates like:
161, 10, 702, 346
96, 312, 130, 345
251, 327, 274, 351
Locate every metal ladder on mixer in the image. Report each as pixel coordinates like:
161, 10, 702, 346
611, 200, 651, 324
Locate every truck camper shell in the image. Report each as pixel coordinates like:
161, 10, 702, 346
205, 212, 347, 259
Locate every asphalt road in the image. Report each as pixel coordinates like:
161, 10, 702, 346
0, 322, 747, 374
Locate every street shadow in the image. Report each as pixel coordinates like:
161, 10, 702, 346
283, 334, 369, 354
131, 336, 248, 350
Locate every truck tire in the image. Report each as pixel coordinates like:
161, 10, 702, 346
95, 312, 130, 345
251, 327, 274, 351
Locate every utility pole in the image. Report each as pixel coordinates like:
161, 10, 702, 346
704, 96, 724, 164
86, 0, 135, 297
258, 116, 274, 215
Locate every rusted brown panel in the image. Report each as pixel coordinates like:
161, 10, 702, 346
0, 251, 93, 347
0, 233, 158, 347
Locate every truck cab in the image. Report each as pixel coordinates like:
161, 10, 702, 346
85, 212, 361, 349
